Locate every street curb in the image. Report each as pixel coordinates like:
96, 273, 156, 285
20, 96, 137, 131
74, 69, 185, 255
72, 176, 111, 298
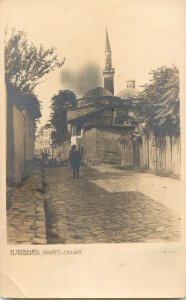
31, 165, 48, 244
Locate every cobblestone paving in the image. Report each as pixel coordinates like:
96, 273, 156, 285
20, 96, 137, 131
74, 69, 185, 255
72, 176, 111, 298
43, 165, 181, 244
7, 167, 47, 245
91, 165, 181, 214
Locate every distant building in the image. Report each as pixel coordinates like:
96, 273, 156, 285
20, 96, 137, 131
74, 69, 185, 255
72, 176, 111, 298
7, 84, 41, 185
35, 124, 53, 157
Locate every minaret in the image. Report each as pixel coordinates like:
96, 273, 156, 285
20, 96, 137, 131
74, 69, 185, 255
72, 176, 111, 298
103, 29, 115, 95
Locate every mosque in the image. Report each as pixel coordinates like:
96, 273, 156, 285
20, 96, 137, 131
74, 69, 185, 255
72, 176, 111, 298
67, 30, 141, 166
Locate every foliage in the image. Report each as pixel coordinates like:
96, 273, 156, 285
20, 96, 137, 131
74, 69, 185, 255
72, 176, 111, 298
50, 90, 77, 145
5, 28, 65, 93
7, 82, 41, 117
5, 28, 65, 126
139, 65, 179, 136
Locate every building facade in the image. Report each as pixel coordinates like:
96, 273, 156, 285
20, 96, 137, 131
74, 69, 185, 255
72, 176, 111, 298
35, 124, 53, 157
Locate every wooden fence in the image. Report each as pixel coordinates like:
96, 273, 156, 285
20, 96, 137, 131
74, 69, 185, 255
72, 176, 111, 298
138, 130, 180, 176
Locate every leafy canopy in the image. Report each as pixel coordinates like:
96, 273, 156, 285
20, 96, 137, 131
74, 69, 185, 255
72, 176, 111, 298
50, 90, 77, 145
5, 28, 65, 94
139, 65, 179, 135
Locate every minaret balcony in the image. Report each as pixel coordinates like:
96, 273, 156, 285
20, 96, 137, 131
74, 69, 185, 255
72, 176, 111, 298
103, 68, 115, 76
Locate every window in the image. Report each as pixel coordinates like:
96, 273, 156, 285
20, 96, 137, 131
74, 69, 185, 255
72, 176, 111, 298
72, 125, 77, 136
76, 124, 82, 136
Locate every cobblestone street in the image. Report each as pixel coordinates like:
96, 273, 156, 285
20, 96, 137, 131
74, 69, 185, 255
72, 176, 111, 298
7, 167, 47, 245
43, 165, 181, 244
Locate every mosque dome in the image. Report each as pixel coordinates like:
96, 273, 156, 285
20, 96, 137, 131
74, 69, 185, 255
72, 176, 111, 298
117, 80, 140, 99
84, 86, 113, 98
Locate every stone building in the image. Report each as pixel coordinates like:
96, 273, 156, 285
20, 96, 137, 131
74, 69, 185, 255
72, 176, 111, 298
7, 85, 41, 185
67, 30, 180, 175
35, 124, 53, 157
67, 30, 139, 166
68, 102, 136, 165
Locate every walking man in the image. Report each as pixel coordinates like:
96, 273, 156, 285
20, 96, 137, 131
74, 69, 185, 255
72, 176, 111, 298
69, 145, 81, 178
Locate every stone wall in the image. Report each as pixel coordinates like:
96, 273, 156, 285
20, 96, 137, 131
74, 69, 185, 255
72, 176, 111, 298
7, 102, 35, 185
7, 100, 15, 184
96, 128, 121, 164
81, 128, 98, 164
81, 127, 134, 165
13, 105, 25, 182
23, 110, 35, 177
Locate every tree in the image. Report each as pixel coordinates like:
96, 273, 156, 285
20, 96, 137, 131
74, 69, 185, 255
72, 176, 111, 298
139, 65, 179, 136
50, 90, 77, 145
5, 28, 65, 94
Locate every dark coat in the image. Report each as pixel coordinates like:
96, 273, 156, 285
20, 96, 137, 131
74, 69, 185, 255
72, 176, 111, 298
69, 149, 81, 167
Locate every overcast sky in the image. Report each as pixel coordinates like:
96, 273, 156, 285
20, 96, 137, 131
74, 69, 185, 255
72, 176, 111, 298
2, 0, 186, 126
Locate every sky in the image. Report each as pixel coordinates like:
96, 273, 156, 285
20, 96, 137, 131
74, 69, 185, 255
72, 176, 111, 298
2, 0, 186, 126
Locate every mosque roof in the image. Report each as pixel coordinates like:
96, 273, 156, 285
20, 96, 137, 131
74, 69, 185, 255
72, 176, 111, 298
83, 87, 113, 98
117, 87, 140, 99
67, 106, 104, 122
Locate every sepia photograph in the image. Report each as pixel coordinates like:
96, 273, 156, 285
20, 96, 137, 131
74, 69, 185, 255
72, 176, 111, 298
4, 0, 183, 246
1, 0, 186, 298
